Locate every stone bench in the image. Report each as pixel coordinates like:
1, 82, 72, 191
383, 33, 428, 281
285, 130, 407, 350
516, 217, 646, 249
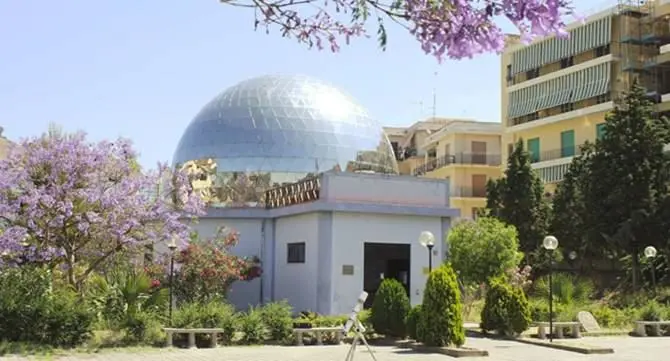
634, 321, 670, 336
293, 327, 344, 346
163, 327, 225, 348
535, 322, 581, 339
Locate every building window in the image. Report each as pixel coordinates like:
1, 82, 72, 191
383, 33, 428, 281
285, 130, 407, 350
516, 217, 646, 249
527, 138, 540, 163
596, 123, 606, 141
560, 56, 574, 69
560, 103, 575, 113
560, 130, 575, 157
526, 68, 540, 80
287, 242, 305, 263
506, 65, 513, 85
596, 93, 611, 104
471, 174, 488, 197
595, 44, 610, 57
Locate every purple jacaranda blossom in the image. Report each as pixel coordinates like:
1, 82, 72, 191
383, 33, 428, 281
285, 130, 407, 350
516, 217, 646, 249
228, 0, 574, 61
0, 130, 205, 289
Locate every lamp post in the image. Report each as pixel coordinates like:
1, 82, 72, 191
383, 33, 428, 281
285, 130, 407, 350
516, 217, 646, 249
167, 238, 178, 326
419, 231, 436, 273
543, 235, 558, 342
644, 246, 657, 293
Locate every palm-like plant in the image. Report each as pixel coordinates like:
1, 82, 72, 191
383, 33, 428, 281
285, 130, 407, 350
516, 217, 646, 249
85, 267, 167, 327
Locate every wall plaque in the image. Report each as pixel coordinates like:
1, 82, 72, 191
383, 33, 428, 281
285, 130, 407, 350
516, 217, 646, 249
342, 265, 354, 275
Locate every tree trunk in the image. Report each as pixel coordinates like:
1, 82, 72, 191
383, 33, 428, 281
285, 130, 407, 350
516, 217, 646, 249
66, 251, 77, 288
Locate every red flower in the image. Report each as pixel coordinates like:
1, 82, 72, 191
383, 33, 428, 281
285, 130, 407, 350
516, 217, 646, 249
151, 279, 161, 288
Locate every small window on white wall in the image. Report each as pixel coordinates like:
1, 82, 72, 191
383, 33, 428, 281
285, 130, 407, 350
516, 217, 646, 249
287, 242, 306, 263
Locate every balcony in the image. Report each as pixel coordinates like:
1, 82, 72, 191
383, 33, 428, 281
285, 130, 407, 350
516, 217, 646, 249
451, 186, 487, 198
413, 153, 503, 176
507, 101, 614, 132
530, 146, 583, 164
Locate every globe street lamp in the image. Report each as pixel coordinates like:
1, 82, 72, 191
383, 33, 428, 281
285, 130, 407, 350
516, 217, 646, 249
543, 235, 558, 342
167, 237, 178, 326
644, 246, 658, 293
419, 231, 436, 273
568, 251, 577, 261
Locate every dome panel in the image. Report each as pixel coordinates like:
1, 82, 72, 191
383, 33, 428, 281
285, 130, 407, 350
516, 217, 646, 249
173, 74, 399, 207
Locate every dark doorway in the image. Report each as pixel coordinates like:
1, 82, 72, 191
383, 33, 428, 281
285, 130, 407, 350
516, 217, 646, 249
363, 243, 411, 309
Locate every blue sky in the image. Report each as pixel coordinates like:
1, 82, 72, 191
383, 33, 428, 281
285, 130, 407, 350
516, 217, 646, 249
0, 0, 606, 168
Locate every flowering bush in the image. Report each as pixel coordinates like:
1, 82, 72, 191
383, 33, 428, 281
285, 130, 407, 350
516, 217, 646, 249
507, 265, 533, 290
174, 227, 261, 303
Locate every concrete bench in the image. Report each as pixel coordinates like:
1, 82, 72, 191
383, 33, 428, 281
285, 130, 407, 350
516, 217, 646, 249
634, 321, 670, 336
163, 327, 225, 348
535, 322, 581, 339
293, 327, 344, 346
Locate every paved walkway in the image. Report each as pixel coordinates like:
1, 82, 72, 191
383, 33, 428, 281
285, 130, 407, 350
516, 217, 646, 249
2, 336, 670, 361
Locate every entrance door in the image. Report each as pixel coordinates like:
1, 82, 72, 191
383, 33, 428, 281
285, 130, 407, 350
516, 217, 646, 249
386, 258, 410, 295
471, 141, 487, 164
363, 243, 411, 308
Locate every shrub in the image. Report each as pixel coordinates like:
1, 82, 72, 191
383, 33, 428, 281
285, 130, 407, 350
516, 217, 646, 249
590, 305, 629, 328
640, 300, 664, 321
315, 315, 349, 327
418, 264, 465, 347
239, 307, 265, 344
259, 301, 293, 342
405, 305, 422, 340
532, 273, 594, 305
370, 278, 411, 338
172, 301, 237, 344
122, 311, 165, 345
0, 267, 94, 348
480, 277, 531, 336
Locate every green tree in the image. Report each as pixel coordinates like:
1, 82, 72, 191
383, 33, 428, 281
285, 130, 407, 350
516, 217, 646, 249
549, 143, 598, 265
448, 217, 523, 286
418, 264, 465, 347
485, 178, 503, 217
552, 83, 670, 289
486, 140, 550, 262
586, 83, 670, 290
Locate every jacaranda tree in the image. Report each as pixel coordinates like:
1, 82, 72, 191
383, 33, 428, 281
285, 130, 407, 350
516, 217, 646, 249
0, 128, 205, 290
223, 0, 575, 60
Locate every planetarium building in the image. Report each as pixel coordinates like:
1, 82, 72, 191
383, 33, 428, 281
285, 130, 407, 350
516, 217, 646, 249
173, 75, 458, 315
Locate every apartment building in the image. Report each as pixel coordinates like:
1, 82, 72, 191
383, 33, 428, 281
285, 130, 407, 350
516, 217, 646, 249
384, 118, 458, 175
501, 0, 670, 193
388, 120, 503, 219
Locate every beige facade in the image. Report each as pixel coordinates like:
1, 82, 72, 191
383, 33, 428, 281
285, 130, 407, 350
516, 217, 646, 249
501, 0, 670, 192
385, 119, 503, 219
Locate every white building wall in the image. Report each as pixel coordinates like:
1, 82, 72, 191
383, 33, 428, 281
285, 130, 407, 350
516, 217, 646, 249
329, 212, 442, 314
188, 218, 264, 310
273, 213, 320, 313
322, 173, 449, 207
